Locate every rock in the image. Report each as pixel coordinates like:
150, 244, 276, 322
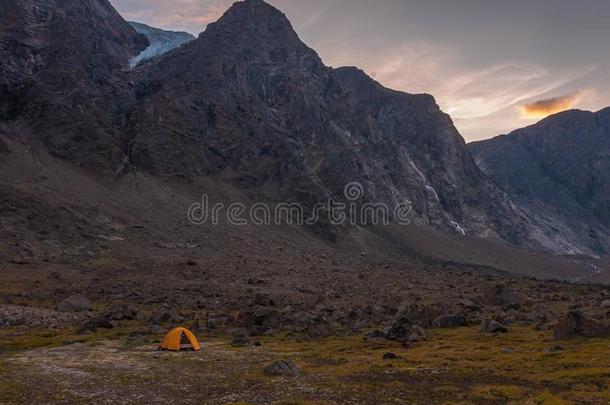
253, 294, 275, 307
482, 284, 525, 307
239, 307, 281, 333
432, 315, 468, 328
382, 352, 400, 360
155, 242, 198, 249
386, 319, 426, 343
365, 330, 387, 339
149, 308, 181, 325
303, 317, 336, 338
77, 314, 116, 334
502, 302, 521, 311
10, 255, 29, 265
232, 333, 250, 347
480, 319, 508, 334
205, 318, 221, 330
0, 304, 80, 328
264, 360, 300, 377
554, 310, 610, 340
108, 304, 139, 321
47, 271, 61, 280
397, 302, 449, 328
190, 320, 202, 332
57, 295, 91, 313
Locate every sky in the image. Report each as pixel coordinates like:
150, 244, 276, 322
111, 0, 610, 141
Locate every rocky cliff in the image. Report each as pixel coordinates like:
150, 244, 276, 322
0, 0, 148, 171
470, 108, 610, 255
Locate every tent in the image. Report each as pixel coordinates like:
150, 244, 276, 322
159, 327, 201, 351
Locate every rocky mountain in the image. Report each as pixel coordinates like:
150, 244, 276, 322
0, 0, 148, 171
470, 108, 610, 255
128, 22, 195, 68
125, 0, 552, 247
0, 0, 583, 254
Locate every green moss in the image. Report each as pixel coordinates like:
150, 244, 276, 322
535, 391, 572, 405
471, 384, 524, 400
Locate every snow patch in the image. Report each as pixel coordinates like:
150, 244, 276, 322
425, 185, 440, 202
128, 22, 195, 68
449, 221, 466, 236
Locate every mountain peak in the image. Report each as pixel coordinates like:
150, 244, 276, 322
202, 0, 298, 43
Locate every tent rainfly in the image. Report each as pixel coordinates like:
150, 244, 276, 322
159, 327, 201, 351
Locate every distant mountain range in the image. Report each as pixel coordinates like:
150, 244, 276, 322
0, 0, 608, 262
470, 108, 610, 255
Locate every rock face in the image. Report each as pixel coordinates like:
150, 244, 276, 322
0, 0, 148, 173
469, 109, 610, 255
128, 22, 195, 68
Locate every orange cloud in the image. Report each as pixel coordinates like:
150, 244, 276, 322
520, 91, 583, 118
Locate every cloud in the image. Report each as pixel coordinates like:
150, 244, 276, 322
520, 91, 584, 118
322, 40, 597, 138
112, 0, 233, 34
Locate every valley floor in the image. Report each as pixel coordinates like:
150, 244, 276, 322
1, 327, 610, 404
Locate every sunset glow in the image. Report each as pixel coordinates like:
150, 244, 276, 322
519, 91, 584, 119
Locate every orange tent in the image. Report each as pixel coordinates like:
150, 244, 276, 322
160, 327, 201, 351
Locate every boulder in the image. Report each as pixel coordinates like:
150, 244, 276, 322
482, 284, 525, 307
232, 333, 250, 347
239, 307, 281, 331
253, 293, 275, 307
303, 317, 336, 338
554, 310, 610, 340
397, 302, 448, 328
149, 308, 181, 325
57, 295, 91, 313
480, 319, 508, 334
432, 315, 468, 328
264, 360, 300, 377
77, 314, 116, 334
365, 330, 387, 339
108, 304, 139, 321
386, 318, 426, 343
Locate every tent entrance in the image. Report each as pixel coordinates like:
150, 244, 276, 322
180, 331, 195, 350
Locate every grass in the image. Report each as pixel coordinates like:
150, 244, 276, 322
0, 326, 140, 352
0, 326, 609, 404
